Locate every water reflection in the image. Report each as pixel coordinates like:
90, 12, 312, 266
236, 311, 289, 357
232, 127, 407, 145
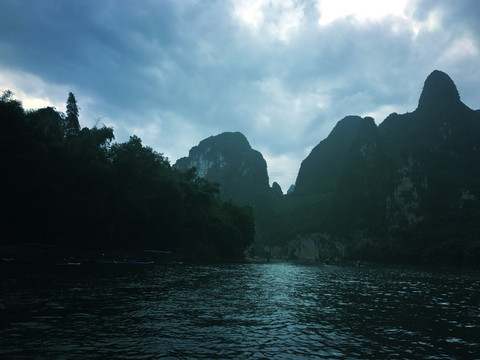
1, 262, 479, 359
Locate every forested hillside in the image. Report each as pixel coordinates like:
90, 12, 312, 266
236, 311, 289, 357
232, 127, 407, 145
0, 91, 254, 261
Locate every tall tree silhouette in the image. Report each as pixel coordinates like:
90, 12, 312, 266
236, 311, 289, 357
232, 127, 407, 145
65, 92, 80, 137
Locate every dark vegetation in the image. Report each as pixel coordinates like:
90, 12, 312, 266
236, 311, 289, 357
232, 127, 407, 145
0, 90, 254, 261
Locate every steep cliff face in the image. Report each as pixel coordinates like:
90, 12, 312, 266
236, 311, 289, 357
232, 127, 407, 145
174, 132, 272, 205
287, 233, 346, 262
282, 70, 480, 265
378, 70, 480, 239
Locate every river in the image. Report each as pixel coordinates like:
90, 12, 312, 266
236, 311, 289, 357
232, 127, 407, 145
1, 262, 479, 359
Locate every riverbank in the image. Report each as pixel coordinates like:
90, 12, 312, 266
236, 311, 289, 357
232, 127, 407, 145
0, 244, 171, 265
0, 243, 249, 265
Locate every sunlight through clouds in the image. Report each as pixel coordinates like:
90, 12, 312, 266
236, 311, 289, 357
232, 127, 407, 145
233, 0, 305, 41
0, 70, 67, 112
0, 69, 102, 129
316, 0, 409, 26
234, 0, 265, 28
407, 8, 442, 37
315, 0, 444, 40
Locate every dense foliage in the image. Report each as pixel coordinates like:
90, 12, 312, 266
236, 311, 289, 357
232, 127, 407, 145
0, 91, 254, 261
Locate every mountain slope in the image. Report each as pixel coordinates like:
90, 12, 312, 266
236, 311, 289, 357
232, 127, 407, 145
285, 70, 480, 265
295, 115, 378, 196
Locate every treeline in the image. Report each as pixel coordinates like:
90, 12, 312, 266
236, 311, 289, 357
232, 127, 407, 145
0, 91, 254, 260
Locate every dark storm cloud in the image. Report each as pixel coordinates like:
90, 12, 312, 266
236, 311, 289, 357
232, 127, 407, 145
1, 0, 479, 190
0, 0, 180, 106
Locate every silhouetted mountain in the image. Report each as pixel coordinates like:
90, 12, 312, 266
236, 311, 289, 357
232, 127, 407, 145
174, 132, 272, 205
281, 70, 480, 266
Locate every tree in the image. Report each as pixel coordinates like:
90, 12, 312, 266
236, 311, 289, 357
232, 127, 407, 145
65, 92, 80, 137
26, 107, 64, 142
0, 90, 26, 136
1, 89, 14, 102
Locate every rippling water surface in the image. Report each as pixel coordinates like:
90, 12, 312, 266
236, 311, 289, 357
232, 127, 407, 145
1, 262, 479, 359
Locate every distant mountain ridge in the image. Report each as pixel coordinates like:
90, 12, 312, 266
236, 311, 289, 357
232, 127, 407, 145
175, 71, 480, 266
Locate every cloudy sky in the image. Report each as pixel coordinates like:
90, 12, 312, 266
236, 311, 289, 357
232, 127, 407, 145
1, 0, 479, 191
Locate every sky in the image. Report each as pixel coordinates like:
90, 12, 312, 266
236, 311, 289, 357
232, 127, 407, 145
1, 0, 479, 192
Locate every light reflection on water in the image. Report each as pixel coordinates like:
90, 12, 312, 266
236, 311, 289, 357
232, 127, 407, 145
1, 262, 479, 359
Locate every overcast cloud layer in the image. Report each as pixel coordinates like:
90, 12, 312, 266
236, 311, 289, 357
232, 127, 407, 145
1, 0, 479, 191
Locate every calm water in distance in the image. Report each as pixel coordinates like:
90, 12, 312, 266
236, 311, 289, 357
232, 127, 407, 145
1, 262, 479, 359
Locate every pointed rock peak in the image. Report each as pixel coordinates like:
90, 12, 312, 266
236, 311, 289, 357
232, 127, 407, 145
418, 70, 460, 110
271, 181, 283, 196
